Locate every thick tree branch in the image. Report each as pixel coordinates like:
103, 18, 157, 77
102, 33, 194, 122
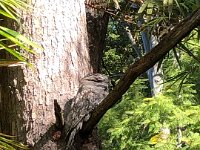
81, 8, 200, 135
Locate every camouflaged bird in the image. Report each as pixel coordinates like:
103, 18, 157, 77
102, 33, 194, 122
63, 74, 109, 149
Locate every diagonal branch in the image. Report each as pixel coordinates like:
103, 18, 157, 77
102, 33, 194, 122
81, 8, 200, 135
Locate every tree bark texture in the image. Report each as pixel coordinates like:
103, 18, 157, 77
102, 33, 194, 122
81, 8, 200, 134
0, 0, 93, 149
85, 0, 109, 73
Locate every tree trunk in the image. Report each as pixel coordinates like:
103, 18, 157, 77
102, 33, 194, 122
85, 0, 109, 73
0, 0, 96, 149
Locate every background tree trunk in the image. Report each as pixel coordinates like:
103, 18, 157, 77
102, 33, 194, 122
0, 0, 94, 149
85, 0, 109, 73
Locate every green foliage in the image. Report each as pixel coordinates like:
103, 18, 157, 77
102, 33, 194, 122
101, 32, 200, 149
0, 133, 29, 150
100, 1, 200, 149
100, 82, 200, 149
0, 0, 29, 21
99, 78, 149, 150
0, 0, 42, 67
0, 26, 41, 61
163, 31, 200, 102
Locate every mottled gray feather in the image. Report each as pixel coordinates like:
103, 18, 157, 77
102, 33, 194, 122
63, 74, 109, 149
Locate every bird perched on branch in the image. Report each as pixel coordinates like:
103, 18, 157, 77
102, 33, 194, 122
63, 74, 110, 149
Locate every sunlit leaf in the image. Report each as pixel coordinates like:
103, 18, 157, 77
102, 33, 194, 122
178, 43, 200, 63
0, 26, 42, 53
163, 0, 168, 6
0, 0, 30, 19
0, 2, 17, 20
138, 1, 148, 14
0, 9, 16, 19
0, 42, 27, 61
147, 2, 154, 15
0, 140, 15, 150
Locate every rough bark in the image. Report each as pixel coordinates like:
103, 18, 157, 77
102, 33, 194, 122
81, 8, 200, 135
0, 0, 92, 149
85, 0, 109, 73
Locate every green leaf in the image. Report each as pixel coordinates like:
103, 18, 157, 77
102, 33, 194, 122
174, 0, 185, 17
178, 72, 188, 93
178, 43, 200, 63
163, 0, 168, 6
0, 140, 15, 150
0, 136, 29, 150
147, 2, 154, 15
0, 133, 15, 138
0, 42, 27, 61
0, 9, 16, 19
0, 2, 17, 20
0, 26, 42, 53
172, 48, 181, 69
138, 1, 148, 14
